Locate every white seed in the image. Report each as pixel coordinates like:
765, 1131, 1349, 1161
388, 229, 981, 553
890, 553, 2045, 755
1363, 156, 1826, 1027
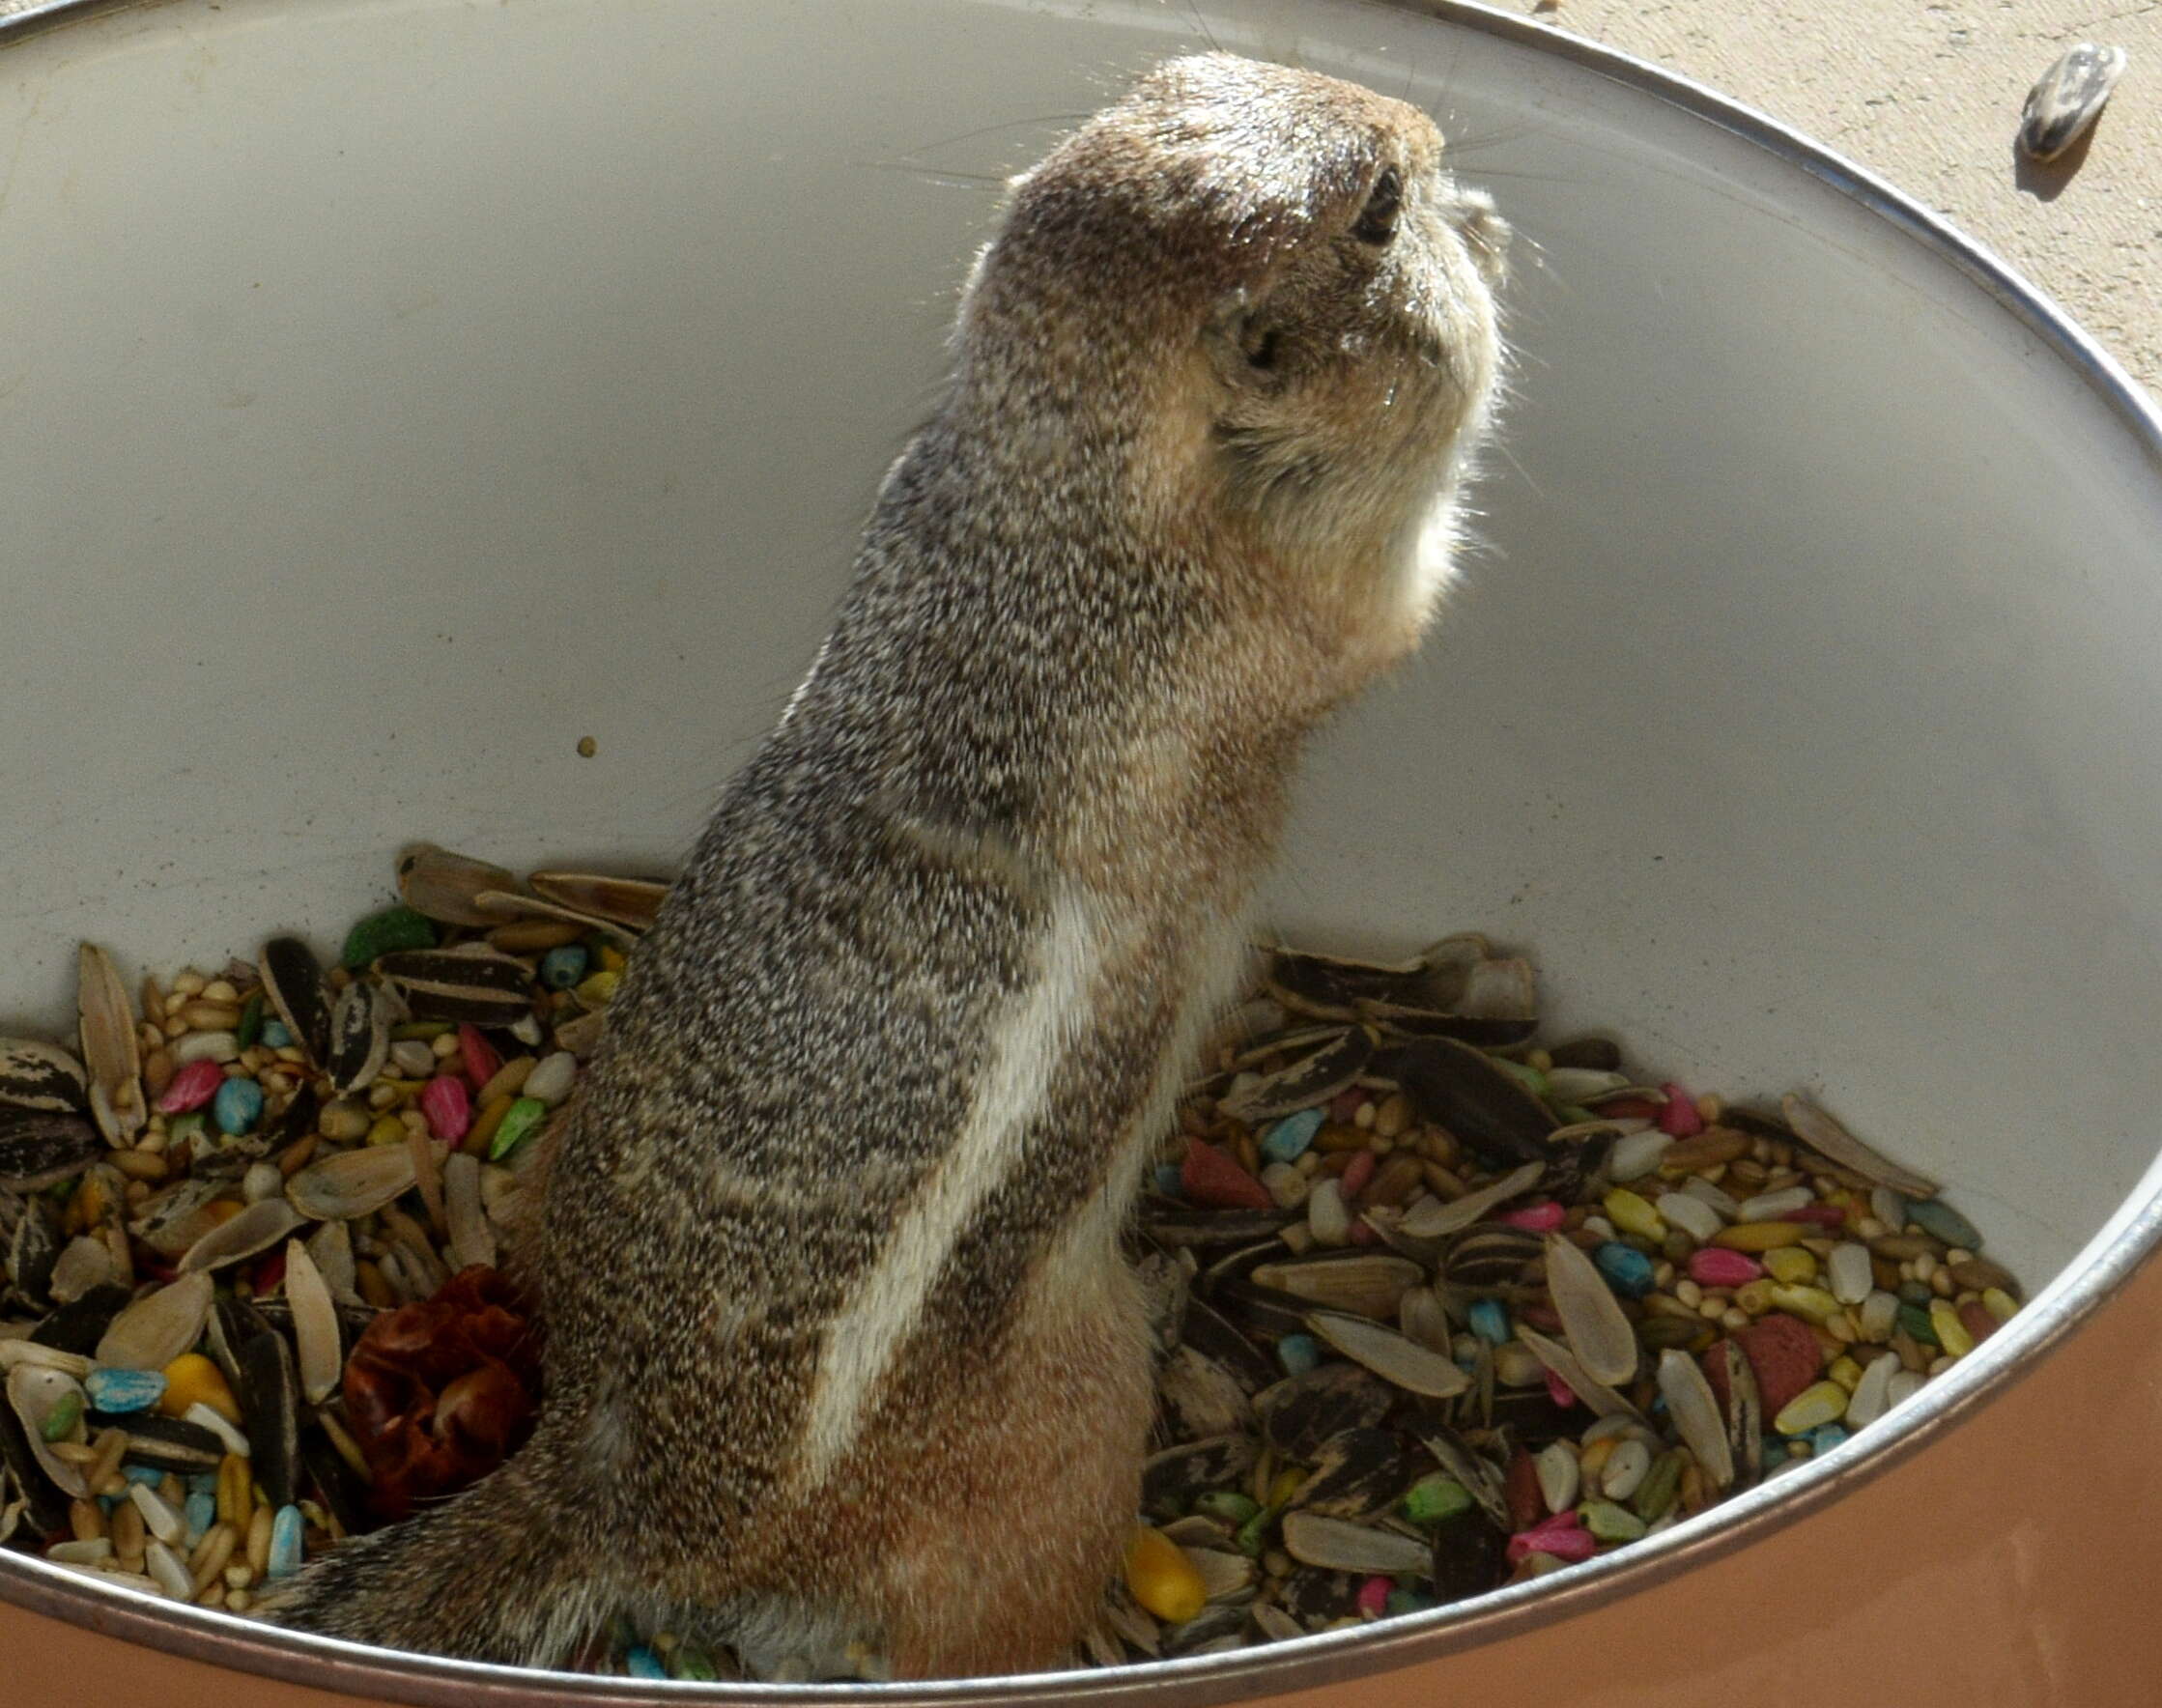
522, 1050, 579, 1105
1601, 1438, 1653, 1501
1534, 1441, 1579, 1514
1680, 1177, 1742, 1218
1886, 1370, 1926, 1409
1858, 1290, 1900, 1343
1656, 1192, 1723, 1243
1261, 1161, 1309, 1210
1306, 1179, 1351, 1247
1607, 1129, 1671, 1182
144, 1538, 191, 1600
1844, 1353, 1897, 1429
1736, 1186, 1812, 1223
128, 1483, 185, 1547
1828, 1242, 1873, 1305
171, 1031, 239, 1067
388, 1039, 436, 1078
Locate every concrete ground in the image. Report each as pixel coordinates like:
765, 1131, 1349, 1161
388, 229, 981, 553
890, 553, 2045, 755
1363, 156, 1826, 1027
1541, 1, 2161, 392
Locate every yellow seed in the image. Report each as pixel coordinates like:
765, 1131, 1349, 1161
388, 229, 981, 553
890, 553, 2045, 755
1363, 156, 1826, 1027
1774, 1380, 1849, 1436
110, 1500, 145, 1561
596, 944, 628, 975
245, 1504, 274, 1577
356, 1260, 396, 1309
1602, 1188, 1666, 1242
1768, 1284, 1841, 1324
1763, 1247, 1818, 1286
1734, 1281, 1774, 1316
216, 1453, 253, 1531
1124, 1525, 1209, 1626
366, 1114, 408, 1148
1712, 1221, 1806, 1252
1827, 1355, 1863, 1393
1929, 1298, 1974, 1358
1981, 1287, 2019, 1324
574, 969, 620, 1008
1267, 1467, 1306, 1509
1577, 1437, 1614, 1483
159, 1354, 242, 1424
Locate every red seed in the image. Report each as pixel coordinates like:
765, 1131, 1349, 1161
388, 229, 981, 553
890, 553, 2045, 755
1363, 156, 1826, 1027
457, 1024, 501, 1093
1658, 1083, 1704, 1138
1339, 1151, 1377, 1199
420, 1075, 472, 1144
1498, 1199, 1566, 1233
1179, 1140, 1273, 1210
1354, 1575, 1391, 1617
1504, 1448, 1544, 1530
154, 1058, 223, 1115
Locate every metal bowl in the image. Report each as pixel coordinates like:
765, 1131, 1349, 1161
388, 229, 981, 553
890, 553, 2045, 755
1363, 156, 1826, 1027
3, 0, 2159, 1702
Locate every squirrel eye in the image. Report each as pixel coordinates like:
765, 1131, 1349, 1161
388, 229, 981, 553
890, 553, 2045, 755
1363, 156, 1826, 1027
1352, 166, 1402, 245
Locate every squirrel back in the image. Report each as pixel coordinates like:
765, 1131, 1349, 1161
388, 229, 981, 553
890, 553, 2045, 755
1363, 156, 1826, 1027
265, 51, 1507, 1678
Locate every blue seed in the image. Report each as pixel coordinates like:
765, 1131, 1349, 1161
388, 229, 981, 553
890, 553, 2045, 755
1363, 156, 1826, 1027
1807, 1424, 1850, 1456
125, 1466, 166, 1488
1260, 1109, 1324, 1165
84, 1365, 168, 1414
1383, 1588, 1433, 1617
540, 944, 590, 990
213, 1076, 265, 1136
186, 1472, 218, 1500
1759, 1438, 1788, 1472
1277, 1333, 1322, 1377
1153, 1163, 1186, 1200
1906, 1197, 1982, 1252
261, 1019, 294, 1049
184, 1491, 216, 1549
1594, 1241, 1657, 1298
1467, 1298, 1512, 1346
267, 1504, 304, 1580
625, 1647, 668, 1680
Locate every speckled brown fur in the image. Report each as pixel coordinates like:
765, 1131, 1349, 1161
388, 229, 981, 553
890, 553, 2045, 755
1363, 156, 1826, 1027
264, 52, 1506, 1677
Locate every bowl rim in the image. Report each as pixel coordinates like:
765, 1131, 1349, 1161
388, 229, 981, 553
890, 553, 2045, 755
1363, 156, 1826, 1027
2, 0, 2159, 1701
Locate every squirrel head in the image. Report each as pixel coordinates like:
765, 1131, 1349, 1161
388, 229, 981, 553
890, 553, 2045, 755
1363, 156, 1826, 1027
952, 53, 1509, 700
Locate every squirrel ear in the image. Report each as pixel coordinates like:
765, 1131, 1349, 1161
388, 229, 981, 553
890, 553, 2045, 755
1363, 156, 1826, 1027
1204, 289, 1288, 391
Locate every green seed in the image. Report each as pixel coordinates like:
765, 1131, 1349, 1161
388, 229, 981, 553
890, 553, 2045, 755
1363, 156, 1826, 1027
340, 905, 438, 969
1233, 1505, 1275, 1558
1897, 1302, 1940, 1348
1193, 1491, 1260, 1525
1631, 1448, 1685, 1523
1579, 1499, 1647, 1543
488, 1096, 549, 1161
235, 990, 266, 1050
669, 1645, 721, 1682
40, 1388, 83, 1443
389, 1021, 454, 1041
1401, 1472, 1472, 1525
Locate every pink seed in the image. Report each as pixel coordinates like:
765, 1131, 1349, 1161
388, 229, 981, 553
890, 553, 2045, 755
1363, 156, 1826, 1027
1658, 1083, 1704, 1138
419, 1074, 472, 1143
1507, 1512, 1595, 1564
1348, 1217, 1379, 1247
1339, 1151, 1377, 1200
1499, 1199, 1566, 1233
458, 1023, 501, 1093
1546, 1369, 1579, 1409
1355, 1575, 1392, 1618
154, 1058, 224, 1115
1688, 1247, 1763, 1288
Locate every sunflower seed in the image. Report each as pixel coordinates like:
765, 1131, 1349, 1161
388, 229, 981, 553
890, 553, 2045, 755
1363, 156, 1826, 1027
1544, 1232, 1637, 1387
285, 1144, 417, 1221
1280, 1511, 1431, 1577
395, 843, 521, 927
1780, 1095, 1939, 1198
0, 1039, 89, 1114
75, 946, 143, 1149
94, 1271, 213, 1371
1305, 1310, 1469, 1398
258, 937, 333, 1068
2019, 43, 2126, 162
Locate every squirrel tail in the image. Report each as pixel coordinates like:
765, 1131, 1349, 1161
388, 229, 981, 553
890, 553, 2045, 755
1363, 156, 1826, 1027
261, 1453, 606, 1666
